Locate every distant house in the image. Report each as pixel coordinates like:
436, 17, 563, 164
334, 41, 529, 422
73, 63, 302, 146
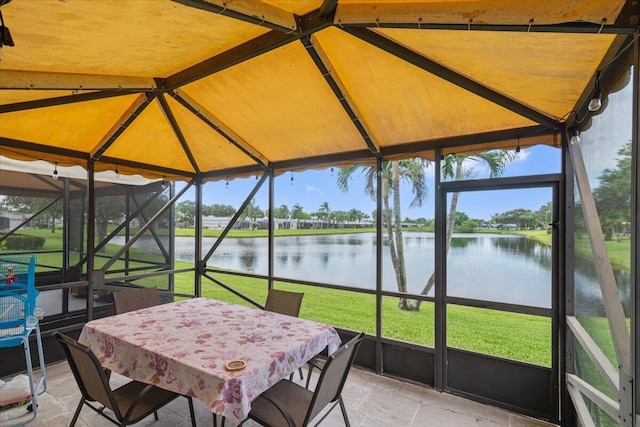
0, 212, 33, 230
202, 216, 252, 230
256, 218, 292, 230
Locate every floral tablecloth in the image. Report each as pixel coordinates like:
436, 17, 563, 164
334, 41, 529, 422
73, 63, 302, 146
79, 297, 341, 424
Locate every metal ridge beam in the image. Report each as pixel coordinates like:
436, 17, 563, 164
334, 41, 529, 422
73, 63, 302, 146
0, 70, 157, 91
173, 0, 299, 34
0, 137, 88, 160
271, 149, 375, 171
164, 8, 334, 89
302, 35, 380, 154
343, 27, 562, 131
382, 126, 556, 157
170, 89, 269, 166
90, 94, 154, 161
157, 94, 201, 174
338, 22, 638, 35
201, 126, 556, 178
0, 91, 133, 114
98, 156, 197, 179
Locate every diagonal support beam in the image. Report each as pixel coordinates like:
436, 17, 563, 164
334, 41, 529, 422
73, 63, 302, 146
164, 8, 334, 89
171, 89, 269, 166
302, 35, 380, 154
173, 0, 299, 34
203, 173, 268, 263
343, 27, 562, 130
99, 180, 194, 274
567, 136, 630, 374
157, 94, 200, 174
90, 94, 154, 161
566, 315, 619, 393
567, 374, 620, 423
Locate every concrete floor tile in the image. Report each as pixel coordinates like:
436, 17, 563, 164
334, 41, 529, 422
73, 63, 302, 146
7, 361, 558, 427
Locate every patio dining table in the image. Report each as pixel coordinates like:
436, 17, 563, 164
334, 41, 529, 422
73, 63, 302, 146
79, 297, 342, 425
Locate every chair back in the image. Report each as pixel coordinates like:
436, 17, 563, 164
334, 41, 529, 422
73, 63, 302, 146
53, 332, 122, 418
264, 289, 304, 317
112, 287, 161, 314
304, 332, 365, 425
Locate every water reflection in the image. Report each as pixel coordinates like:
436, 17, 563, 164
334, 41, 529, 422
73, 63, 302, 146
111, 232, 628, 312
574, 255, 631, 317
239, 250, 257, 271
492, 237, 553, 269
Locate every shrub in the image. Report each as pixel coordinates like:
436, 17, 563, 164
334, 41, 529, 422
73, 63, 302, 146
5, 234, 45, 251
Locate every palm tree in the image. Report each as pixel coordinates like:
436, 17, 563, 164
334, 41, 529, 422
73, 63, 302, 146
274, 204, 290, 219
290, 203, 304, 229
318, 201, 331, 229
410, 151, 515, 310
337, 159, 428, 309
239, 199, 263, 230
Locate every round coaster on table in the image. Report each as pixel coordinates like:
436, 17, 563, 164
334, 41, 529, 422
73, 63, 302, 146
225, 360, 246, 371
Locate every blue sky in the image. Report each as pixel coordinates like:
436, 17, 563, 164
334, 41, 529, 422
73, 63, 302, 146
181, 144, 561, 221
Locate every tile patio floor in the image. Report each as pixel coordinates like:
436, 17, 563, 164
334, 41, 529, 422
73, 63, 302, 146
1, 361, 558, 427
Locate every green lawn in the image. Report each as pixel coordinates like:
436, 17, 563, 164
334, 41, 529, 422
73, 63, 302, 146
171, 264, 552, 367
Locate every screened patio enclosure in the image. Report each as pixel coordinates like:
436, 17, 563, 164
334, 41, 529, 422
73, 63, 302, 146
0, 0, 639, 426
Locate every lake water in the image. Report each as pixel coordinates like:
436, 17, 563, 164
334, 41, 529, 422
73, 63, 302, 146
111, 232, 628, 316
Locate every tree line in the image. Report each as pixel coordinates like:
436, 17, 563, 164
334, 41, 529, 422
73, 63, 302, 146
176, 199, 370, 229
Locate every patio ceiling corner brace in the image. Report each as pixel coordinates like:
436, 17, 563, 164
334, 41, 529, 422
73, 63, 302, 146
172, 0, 300, 35
170, 89, 269, 167
164, 8, 334, 89
157, 93, 201, 174
89, 93, 154, 161
302, 35, 380, 154
342, 27, 562, 131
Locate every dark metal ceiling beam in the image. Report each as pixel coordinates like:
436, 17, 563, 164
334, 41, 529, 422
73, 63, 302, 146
382, 125, 556, 157
0, 91, 133, 114
157, 94, 200, 174
203, 125, 556, 178
0, 137, 88, 160
99, 156, 196, 179
340, 22, 638, 35
90, 93, 155, 161
343, 27, 562, 131
201, 164, 270, 181
319, 0, 338, 18
0, 186, 61, 198
170, 89, 269, 166
164, 8, 334, 89
173, 0, 299, 34
300, 36, 379, 155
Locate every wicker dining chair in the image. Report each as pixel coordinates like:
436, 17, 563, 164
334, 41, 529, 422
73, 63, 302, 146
112, 287, 161, 315
242, 332, 365, 427
54, 332, 196, 427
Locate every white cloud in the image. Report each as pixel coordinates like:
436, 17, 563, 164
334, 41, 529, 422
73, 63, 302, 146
306, 185, 324, 195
